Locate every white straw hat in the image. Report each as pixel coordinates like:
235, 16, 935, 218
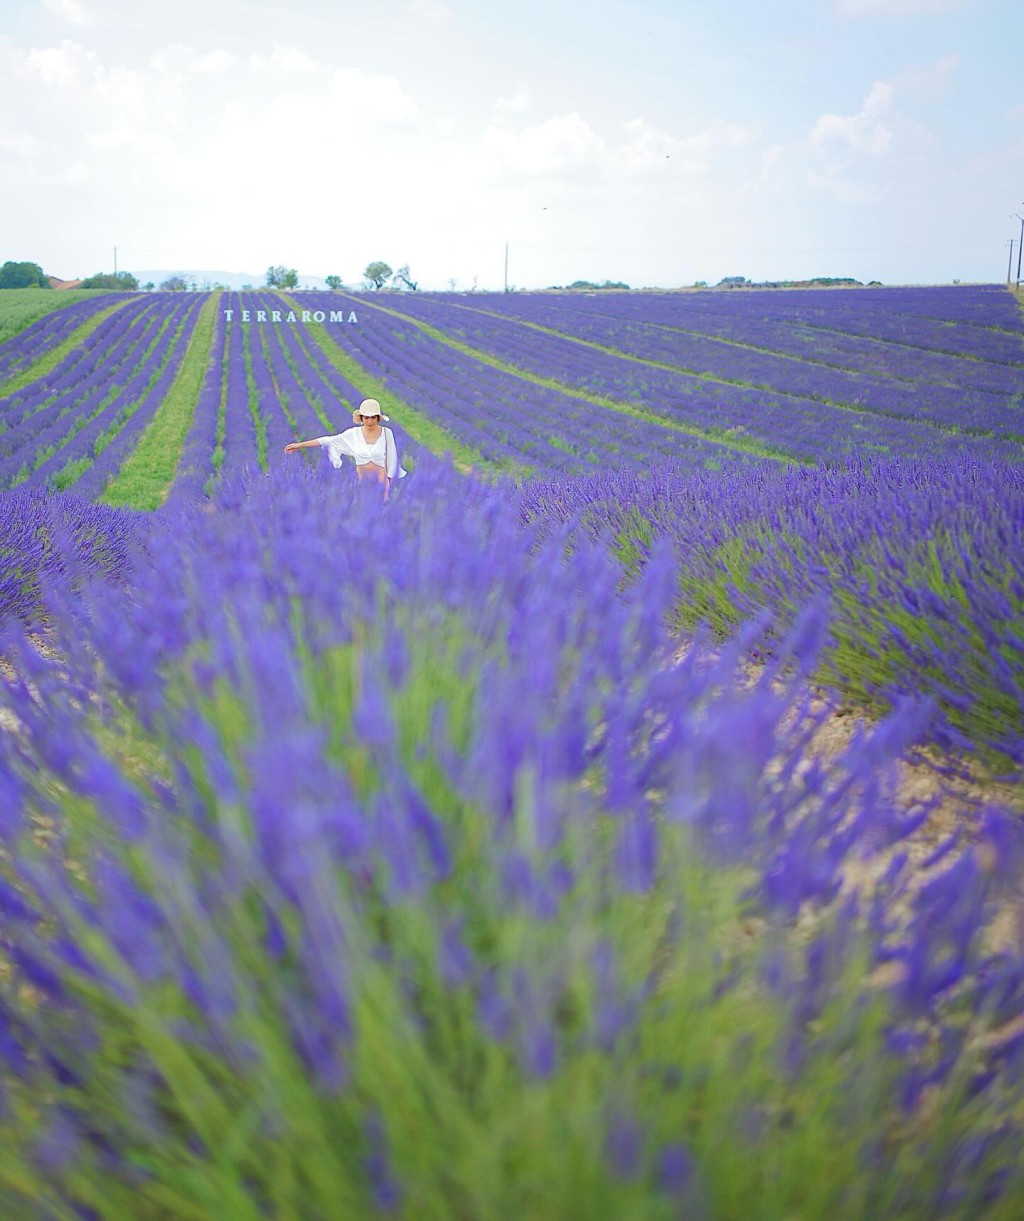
358, 398, 389, 421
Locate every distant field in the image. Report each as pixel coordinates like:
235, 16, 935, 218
0, 283, 1022, 505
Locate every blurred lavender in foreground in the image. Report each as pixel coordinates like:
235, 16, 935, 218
0, 461, 1022, 1217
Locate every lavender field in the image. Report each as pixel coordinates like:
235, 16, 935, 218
1, 284, 1023, 1218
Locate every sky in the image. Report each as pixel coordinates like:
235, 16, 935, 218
1, 0, 1022, 290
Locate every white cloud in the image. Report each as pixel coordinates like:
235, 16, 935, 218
809, 81, 895, 155
483, 111, 752, 184
248, 46, 319, 74
42, 0, 92, 27
193, 49, 237, 75
495, 85, 531, 117
13, 38, 95, 87
484, 112, 605, 176
326, 67, 419, 125
759, 71, 941, 206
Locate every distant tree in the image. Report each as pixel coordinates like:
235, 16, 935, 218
566, 279, 630, 291
80, 271, 139, 290
392, 264, 418, 291
142, 281, 155, 291
0, 260, 49, 289
447, 278, 457, 292
266, 265, 299, 289
160, 275, 189, 291
363, 261, 392, 290
325, 274, 344, 290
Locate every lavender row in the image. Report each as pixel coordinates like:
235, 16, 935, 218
22, 296, 200, 493
215, 304, 262, 481
682, 285, 1024, 364
0, 298, 168, 466
255, 295, 367, 437
66, 296, 207, 500
0, 486, 149, 625
617, 283, 1024, 362
238, 293, 297, 469
343, 294, 1010, 463
0, 296, 173, 431
521, 454, 1024, 770
6, 297, 196, 492
410, 295, 1024, 441
296, 293, 751, 473
479, 287, 1024, 393
164, 301, 231, 502
274, 307, 372, 414
0, 292, 123, 381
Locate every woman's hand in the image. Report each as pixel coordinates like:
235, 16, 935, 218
284, 442, 302, 454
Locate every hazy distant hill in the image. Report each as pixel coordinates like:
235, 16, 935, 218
131, 270, 337, 291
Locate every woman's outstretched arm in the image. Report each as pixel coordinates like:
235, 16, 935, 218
283, 439, 321, 454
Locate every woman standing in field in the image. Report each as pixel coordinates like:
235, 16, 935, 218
284, 399, 407, 498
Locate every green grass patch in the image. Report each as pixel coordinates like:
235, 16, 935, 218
0, 288, 115, 346
99, 293, 222, 510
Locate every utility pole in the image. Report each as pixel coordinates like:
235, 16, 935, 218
1016, 210, 1024, 289
1009, 239, 1017, 285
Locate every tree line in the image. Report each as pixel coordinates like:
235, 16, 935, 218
0, 261, 141, 291
267, 263, 419, 291
2, 258, 418, 294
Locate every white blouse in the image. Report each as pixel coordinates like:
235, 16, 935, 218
317, 427, 407, 480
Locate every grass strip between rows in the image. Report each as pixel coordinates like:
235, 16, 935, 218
0, 297, 137, 399
347, 294, 810, 466
280, 294, 503, 475
100, 293, 221, 510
